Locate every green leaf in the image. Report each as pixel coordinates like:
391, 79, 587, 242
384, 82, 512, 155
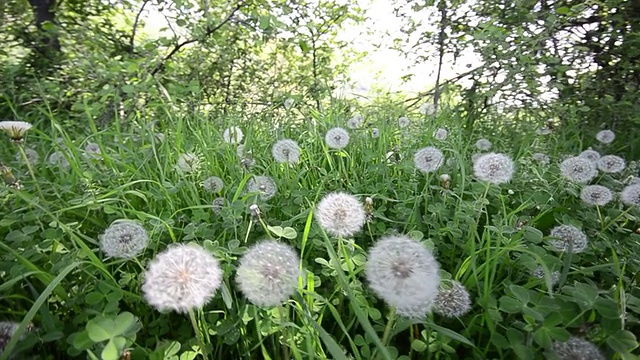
101, 339, 121, 360
555, 6, 570, 15
606, 330, 638, 354
411, 339, 427, 352
282, 227, 297, 239
267, 225, 284, 237
428, 322, 474, 347
112, 312, 135, 336
499, 296, 523, 313
510, 285, 530, 304
221, 281, 234, 310
86, 319, 112, 342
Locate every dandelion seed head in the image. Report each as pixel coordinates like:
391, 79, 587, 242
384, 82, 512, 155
414, 147, 445, 173
16, 148, 39, 163
211, 197, 227, 214
536, 127, 552, 136
434, 128, 448, 140
532, 266, 560, 287
48, 151, 70, 168
475, 138, 492, 151
176, 153, 199, 173
371, 128, 380, 138
597, 155, 626, 173
325, 127, 350, 149
141, 244, 222, 313
560, 157, 597, 183
552, 337, 604, 360
365, 234, 440, 319
419, 103, 435, 115
272, 139, 301, 164
621, 184, 640, 207
99, 220, 148, 259
203, 176, 224, 193
532, 153, 550, 165
549, 225, 588, 253
236, 240, 301, 307
223, 126, 244, 144
596, 130, 615, 144
580, 185, 613, 206
433, 281, 472, 317
579, 149, 601, 163
84, 142, 102, 159
284, 98, 294, 110
397, 116, 410, 128
247, 176, 277, 201
346, 114, 364, 129
315, 192, 366, 237
473, 153, 514, 184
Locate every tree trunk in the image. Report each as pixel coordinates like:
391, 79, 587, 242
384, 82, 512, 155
27, 0, 61, 59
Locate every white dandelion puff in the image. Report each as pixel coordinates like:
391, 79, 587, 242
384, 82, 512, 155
176, 153, 199, 173
419, 103, 435, 115
414, 147, 445, 173
284, 98, 294, 110
579, 149, 600, 163
0, 121, 33, 142
371, 128, 380, 138
580, 185, 613, 206
597, 155, 626, 173
203, 176, 224, 193
211, 197, 227, 214
532, 153, 550, 165
272, 139, 301, 164
621, 184, 640, 207
473, 153, 514, 184
346, 114, 364, 129
99, 220, 148, 259
397, 116, 410, 128
84, 142, 102, 159
16, 148, 39, 163
236, 240, 301, 307
536, 127, 552, 136
475, 138, 492, 151
246, 175, 277, 201
559, 157, 597, 183
549, 225, 588, 253
48, 151, 70, 168
433, 281, 472, 318
365, 234, 440, 319
532, 266, 560, 287
223, 126, 244, 144
552, 337, 604, 360
595, 130, 615, 144
433, 128, 448, 140
315, 192, 366, 238
141, 244, 223, 313
325, 127, 350, 149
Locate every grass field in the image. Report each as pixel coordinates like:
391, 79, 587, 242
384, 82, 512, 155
0, 102, 639, 360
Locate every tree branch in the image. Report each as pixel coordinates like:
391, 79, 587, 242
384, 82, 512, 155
151, 2, 244, 75
130, 0, 149, 54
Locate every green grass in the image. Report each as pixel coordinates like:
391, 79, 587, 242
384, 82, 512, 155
1, 100, 639, 360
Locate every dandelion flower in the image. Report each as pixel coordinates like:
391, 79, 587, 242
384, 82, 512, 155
419, 103, 435, 115
272, 139, 301, 164
621, 184, 640, 207
397, 116, 410, 128
597, 155, 626, 173
532, 153, 550, 165
580, 185, 613, 206
596, 130, 615, 144
559, 157, 597, 183
433, 128, 448, 140
579, 149, 600, 163
365, 234, 440, 319
315, 192, 366, 237
16, 148, 39, 163
475, 138, 492, 151
176, 153, 199, 173
246, 175, 277, 201
629, 177, 640, 185
203, 176, 224, 193
141, 244, 222, 313
284, 98, 294, 110
236, 240, 301, 307
346, 114, 364, 129
433, 281, 471, 317
371, 128, 380, 138
414, 147, 445, 173
84, 142, 102, 159
211, 197, 227, 214
223, 126, 244, 144
325, 127, 350, 149
549, 225, 588, 253
0, 321, 31, 355
99, 220, 148, 259
532, 266, 561, 287
552, 337, 604, 360
473, 153, 514, 184
0, 121, 32, 142
48, 151, 70, 168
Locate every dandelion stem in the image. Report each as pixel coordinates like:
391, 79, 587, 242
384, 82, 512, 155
188, 308, 209, 360
18, 144, 44, 198
381, 307, 396, 347
278, 305, 290, 360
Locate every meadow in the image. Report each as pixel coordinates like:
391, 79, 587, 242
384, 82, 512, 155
0, 101, 639, 360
